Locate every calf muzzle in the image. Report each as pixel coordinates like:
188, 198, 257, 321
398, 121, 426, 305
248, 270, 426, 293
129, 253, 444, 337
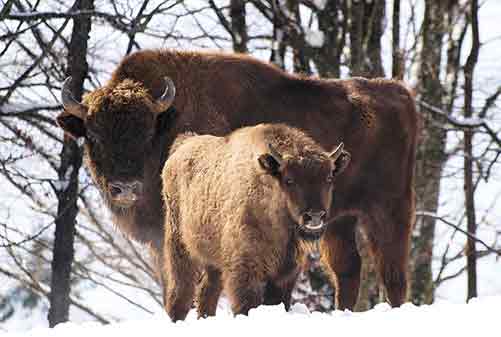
298, 210, 327, 240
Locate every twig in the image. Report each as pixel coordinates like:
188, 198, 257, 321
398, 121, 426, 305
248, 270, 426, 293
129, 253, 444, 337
416, 211, 500, 256
0, 266, 110, 324
417, 99, 501, 148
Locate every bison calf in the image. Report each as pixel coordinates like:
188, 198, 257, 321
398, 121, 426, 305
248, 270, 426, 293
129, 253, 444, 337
161, 123, 350, 321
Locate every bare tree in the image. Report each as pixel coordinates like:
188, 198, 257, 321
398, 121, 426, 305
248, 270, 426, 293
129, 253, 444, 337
412, 0, 448, 305
392, 0, 403, 79
47, 0, 93, 327
230, 0, 248, 52
463, 0, 480, 300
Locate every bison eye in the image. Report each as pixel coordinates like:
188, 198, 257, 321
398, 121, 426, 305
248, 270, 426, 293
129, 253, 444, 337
326, 175, 334, 183
285, 178, 295, 186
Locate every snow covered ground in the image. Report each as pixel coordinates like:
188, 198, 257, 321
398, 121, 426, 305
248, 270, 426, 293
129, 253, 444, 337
3, 296, 500, 337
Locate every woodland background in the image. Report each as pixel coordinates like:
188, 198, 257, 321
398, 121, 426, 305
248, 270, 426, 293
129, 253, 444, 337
0, 0, 500, 330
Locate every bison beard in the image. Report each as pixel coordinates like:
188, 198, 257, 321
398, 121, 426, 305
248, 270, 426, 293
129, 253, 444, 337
56, 49, 418, 312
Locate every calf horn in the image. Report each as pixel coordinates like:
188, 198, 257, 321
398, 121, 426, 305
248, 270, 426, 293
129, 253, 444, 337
329, 142, 345, 161
154, 76, 176, 114
61, 77, 87, 120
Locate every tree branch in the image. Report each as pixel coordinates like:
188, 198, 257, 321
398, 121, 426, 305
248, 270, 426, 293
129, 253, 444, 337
416, 211, 500, 256
417, 99, 501, 148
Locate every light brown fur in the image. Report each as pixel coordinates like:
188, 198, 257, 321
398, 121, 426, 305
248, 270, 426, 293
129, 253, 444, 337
162, 124, 348, 320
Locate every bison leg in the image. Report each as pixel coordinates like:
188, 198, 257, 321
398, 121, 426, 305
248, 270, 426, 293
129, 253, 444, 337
367, 235, 410, 307
365, 201, 413, 307
320, 216, 361, 311
224, 262, 265, 316
196, 266, 223, 319
163, 235, 196, 322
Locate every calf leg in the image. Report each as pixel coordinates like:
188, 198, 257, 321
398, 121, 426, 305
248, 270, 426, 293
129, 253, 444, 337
320, 216, 361, 311
277, 276, 297, 311
224, 260, 265, 316
263, 270, 298, 311
263, 282, 284, 306
196, 266, 223, 318
264, 274, 298, 311
163, 234, 196, 322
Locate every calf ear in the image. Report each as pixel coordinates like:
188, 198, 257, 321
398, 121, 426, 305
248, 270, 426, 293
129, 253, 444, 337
258, 153, 281, 176
56, 111, 86, 139
333, 150, 351, 176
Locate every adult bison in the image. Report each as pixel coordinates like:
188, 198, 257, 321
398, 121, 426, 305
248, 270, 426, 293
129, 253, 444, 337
162, 124, 350, 321
57, 49, 417, 310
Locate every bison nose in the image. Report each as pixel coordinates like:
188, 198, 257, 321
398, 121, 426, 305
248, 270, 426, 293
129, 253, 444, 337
108, 181, 143, 202
302, 210, 326, 231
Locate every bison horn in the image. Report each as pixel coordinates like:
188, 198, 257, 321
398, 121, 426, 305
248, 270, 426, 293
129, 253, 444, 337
329, 142, 345, 161
268, 143, 283, 165
61, 77, 87, 119
155, 76, 176, 113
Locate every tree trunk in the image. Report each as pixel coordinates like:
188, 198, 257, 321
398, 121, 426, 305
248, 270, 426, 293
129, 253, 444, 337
444, 0, 465, 113
269, 1, 286, 69
230, 0, 248, 53
364, 0, 385, 77
48, 0, 93, 327
349, 0, 364, 76
392, 0, 403, 79
349, 0, 385, 77
315, 0, 347, 78
463, 0, 480, 301
286, 0, 311, 75
411, 0, 447, 305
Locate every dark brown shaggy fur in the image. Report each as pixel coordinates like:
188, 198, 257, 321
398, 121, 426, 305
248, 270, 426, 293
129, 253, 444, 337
162, 124, 349, 321
56, 49, 418, 310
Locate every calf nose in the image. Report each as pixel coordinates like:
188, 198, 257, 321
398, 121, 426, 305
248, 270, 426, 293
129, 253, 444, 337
108, 180, 143, 201
302, 210, 326, 230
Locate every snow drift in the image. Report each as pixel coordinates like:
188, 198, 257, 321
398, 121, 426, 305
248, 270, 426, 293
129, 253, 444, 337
4, 296, 499, 337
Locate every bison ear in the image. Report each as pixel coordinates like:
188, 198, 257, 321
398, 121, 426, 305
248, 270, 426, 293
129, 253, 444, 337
258, 153, 281, 176
332, 150, 351, 176
56, 111, 86, 139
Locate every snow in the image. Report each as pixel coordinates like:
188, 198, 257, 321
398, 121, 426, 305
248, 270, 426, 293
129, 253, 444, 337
271, 29, 285, 67
234, 32, 242, 44
52, 165, 73, 191
418, 100, 487, 127
3, 296, 500, 336
0, 103, 60, 114
277, 0, 294, 21
312, 0, 327, 10
448, 116, 486, 127
304, 29, 325, 48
